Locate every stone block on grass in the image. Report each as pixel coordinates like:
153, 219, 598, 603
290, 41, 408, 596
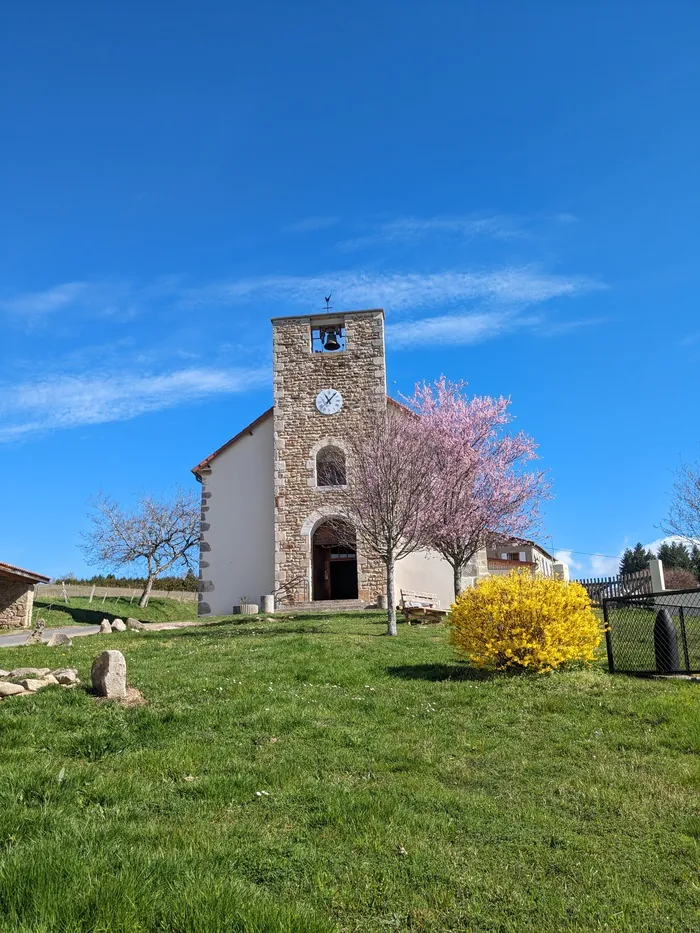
91, 650, 127, 699
52, 669, 79, 686
47, 632, 73, 647
0, 682, 25, 698
21, 676, 57, 692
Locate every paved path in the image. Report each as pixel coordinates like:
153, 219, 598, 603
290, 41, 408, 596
0, 618, 212, 649
0, 625, 101, 648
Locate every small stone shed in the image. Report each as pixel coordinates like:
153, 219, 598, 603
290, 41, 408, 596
0, 561, 50, 630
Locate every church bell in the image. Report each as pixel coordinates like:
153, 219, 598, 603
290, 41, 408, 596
322, 328, 341, 351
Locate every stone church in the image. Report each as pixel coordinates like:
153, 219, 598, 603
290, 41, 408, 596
192, 308, 479, 615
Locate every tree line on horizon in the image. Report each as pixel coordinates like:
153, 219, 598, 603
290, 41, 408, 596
619, 540, 700, 583
52, 569, 199, 592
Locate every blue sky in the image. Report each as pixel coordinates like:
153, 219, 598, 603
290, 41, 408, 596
1, 1, 699, 579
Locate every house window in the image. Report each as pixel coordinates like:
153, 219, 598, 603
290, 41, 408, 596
506, 552, 526, 561
316, 445, 346, 487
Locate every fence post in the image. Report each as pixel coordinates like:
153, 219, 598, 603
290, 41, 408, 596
602, 600, 614, 673
89, 585, 96, 604
678, 606, 691, 672
61, 581, 69, 604
649, 559, 665, 592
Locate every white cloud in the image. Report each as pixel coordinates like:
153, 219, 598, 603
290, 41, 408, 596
337, 214, 523, 250
589, 553, 621, 576
0, 278, 185, 324
385, 310, 537, 348
644, 534, 700, 553
553, 549, 582, 571
0, 366, 269, 442
182, 267, 601, 316
385, 309, 602, 349
0, 282, 87, 316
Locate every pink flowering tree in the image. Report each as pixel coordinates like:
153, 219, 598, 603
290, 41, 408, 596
328, 403, 437, 636
407, 377, 550, 599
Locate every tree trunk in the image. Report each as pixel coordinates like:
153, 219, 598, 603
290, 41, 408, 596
452, 560, 465, 601
138, 575, 155, 608
385, 559, 397, 636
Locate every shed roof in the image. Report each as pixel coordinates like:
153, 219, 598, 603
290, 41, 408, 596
0, 561, 51, 584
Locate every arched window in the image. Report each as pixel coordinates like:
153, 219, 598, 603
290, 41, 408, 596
316, 445, 346, 487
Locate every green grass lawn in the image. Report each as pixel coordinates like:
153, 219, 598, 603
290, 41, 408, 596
31, 595, 199, 627
0, 611, 698, 931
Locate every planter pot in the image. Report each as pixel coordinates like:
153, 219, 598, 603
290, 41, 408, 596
261, 595, 275, 613
238, 603, 259, 616
377, 594, 388, 610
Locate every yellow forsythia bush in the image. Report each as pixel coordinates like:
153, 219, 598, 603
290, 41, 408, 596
449, 572, 601, 673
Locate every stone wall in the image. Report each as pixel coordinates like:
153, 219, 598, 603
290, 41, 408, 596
197, 473, 213, 615
0, 578, 34, 630
272, 310, 387, 604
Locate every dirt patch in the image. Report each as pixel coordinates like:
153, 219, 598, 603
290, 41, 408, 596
121, 685, 147, 707
93, 685, 147, 707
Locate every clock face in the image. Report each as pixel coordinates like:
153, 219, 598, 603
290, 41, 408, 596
315, 388, 343, 415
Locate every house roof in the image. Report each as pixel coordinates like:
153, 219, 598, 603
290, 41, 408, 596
191, 395, 413, 479
490, 537, 555, 561
0, 561, 51, 584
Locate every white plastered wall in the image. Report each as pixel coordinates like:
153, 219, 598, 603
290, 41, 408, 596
199, 415, 275, 614
395, 549, 455, 610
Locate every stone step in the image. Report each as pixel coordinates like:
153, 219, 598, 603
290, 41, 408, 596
278, 599, 373, 613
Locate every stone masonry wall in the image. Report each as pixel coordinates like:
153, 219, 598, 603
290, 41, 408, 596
0, 578, 33, 630
197, 473, 213, 615
273, 310, 387, 604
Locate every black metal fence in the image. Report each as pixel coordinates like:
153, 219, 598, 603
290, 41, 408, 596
579, 568, 653, 608
603, 588, 700, 675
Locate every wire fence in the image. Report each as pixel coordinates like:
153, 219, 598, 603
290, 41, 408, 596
603, 587, 700, 675
36, 584, 197, 605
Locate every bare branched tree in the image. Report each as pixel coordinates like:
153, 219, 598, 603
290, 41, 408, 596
663, 460, 700, 543
272, 569, 309, 607
329, 404, 437, 636
80, 489, 200, 607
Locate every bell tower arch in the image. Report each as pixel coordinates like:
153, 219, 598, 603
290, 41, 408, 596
271, 308, 387, 604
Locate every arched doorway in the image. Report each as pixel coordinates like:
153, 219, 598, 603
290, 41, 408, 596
312, 519, 358, 601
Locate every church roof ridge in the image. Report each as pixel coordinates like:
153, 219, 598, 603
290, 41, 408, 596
192, 393, 408, 479
191, 407, 274, 479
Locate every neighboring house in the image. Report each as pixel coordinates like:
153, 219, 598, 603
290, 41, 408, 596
192, 308, 486, 615
487, 538, 563, 578
0, 561, 50, 630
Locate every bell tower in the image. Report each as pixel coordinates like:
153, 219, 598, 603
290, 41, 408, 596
271, 308, 387, 605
